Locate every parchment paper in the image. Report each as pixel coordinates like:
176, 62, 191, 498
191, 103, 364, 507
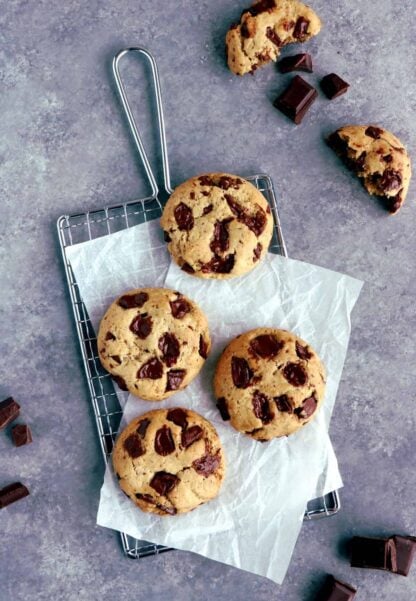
66, 219, 363, 584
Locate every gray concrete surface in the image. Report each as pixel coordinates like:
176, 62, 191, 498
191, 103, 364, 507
1, 1, 415, 599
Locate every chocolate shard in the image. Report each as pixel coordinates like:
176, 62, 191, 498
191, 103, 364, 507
0, 482, 30, 509
0, 397, 20, 430
391, 536, 416, 576
11, 424, 33, 447
351, 536, 395, 571
278, 53, 313, 74
274, 76, 318, 124
320, 575, 357, 601
321, 73, 350, 100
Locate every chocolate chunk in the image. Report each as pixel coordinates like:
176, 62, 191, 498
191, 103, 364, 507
199, 335, 209, 359
320, 73, 350, 99
252, 390, 273, 424
201, 253, 235, 274
392, 536, 416, 576
154, 426, 175, 456
274, 76, 317, 124
321, 576, 357, 601
231, 356, 254, 388
182, 425, 203, 449
245, 0, 275, 17
295, 341, 313, 360
250, 334, 283, 359
0, 397, 20, 430
216, 397, 231, 421
202, 204, 213, 215
137, 358, 164, 380
112, 375, 128, 391
130, 313, 153, 339
275, 394, 293, 413
210, 218, 233, 254
166, 369, 186, 391
282, 362, 308, 386
181, 262, 195, 273
11, 424, 33, 447
383, 154, 393, 163
105, 331, 116, 341
198, 175, 214, 186
293, 16, 310, 39
110, 355, 122, 365
266, 26, 281, 47
351, 536, 395, 571
167, 408, 188, 429
170, 296, 191, 318
225, 195, 267, 236
278, 53, 313, 73
174, 202, 194, 231
0, 482, 30, 509
193, 452, 221, 476
253, 242, 262, 262
158, 333, 180, 367
124, 434, 144, 458
377, 169, 402, 192
118, 292, 148, 309
150, 471, 179, 496
190, 191, 196, 199
217, 175, 242, 190
365, 126, 383, 139
137, 418, 150, 438
294, 395, 317, 419
387, 193, 403, 214
163, 230, 171, 242
240, 20, 253, 39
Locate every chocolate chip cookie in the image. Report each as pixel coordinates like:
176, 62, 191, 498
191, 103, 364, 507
113, 408, 226, 516
328, 125, 412, 214
97, 288, 211, 401
214, 328, 326, 441
226, 0, 322, 76
160, 173, 274, 279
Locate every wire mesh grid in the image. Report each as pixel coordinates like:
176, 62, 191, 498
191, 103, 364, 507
57, 174, 340, 559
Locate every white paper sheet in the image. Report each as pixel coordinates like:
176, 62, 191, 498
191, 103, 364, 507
66, 219, 363, 584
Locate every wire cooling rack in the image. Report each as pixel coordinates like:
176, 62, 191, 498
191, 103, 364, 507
57, 174, 340, 559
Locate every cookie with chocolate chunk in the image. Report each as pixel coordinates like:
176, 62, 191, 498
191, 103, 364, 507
160, 173, 274, 279
214, 328, 326, 441
328, 125, 412, 214
98, 288, 211, 401
113, 408, 225, 515
226, 0, 321, 76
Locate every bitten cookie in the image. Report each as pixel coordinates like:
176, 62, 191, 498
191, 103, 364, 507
328, 125, 412, 214
160, 173, 274, 279
226, 0, 321, 76
214, 328, 326, 441
98, 288, 211, 401
113, 408, 226, 516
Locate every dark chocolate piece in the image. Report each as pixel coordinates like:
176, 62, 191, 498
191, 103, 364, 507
392, 535, 416, 576
321, 576, 357, 601
278, 53, 313, 73
0, 482, 30, 509
274, 76, 317, 124
11, 424, 33, 447
321, 73, 350, 100
0, 397, 20, 430
351, 536, 395, 571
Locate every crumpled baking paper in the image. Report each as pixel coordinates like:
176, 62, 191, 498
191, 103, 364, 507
66, 219, 363, 584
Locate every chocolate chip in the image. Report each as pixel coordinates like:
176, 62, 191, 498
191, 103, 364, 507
383, 154, 393, 163
154, 426, 175, 456
198, 175, 214, 186
129, 313, 153, 339
11, 424, 32, 447
266, 26, 282, 47
231, 356, 254, 388
244, 0, 275, 17
105, 331, 116, 341
199, 335, 209, 359
365, 126, 383, 139
377, 169, 402, 192
295, 341, 313, 360
174, 202, 194, 231
201, 253, 235, 274
354, 152, 367, 172
274, 76, 317, 125
0, 482, 30, 509
166, 369, 186, 391
282, 362, 308, 386
250, 334, 283, 359
167, 408, 188, 429
225, 195, 267, 236
112, 375, 128, 391
158, 333, 180, 367
181, 262, 195, 274
327, 131, 349, 156
150, 471, 179, 496
253, 242, 262, 262
118, 292, 149, 309
0, 397, 20, 430
294, 395, 317, 419
116, 472, 121, 480
210, 218, 233, 254
163, 231, 171, 242
124, 433, 145, 458
137, 358, 164, 380
252, 390, 273, 424
386, 193, 403, 214
217, 176, 243, 190
193, 452, 221, 476
216, 398, 231, 421
190, 191, 196, 199
278, 53, 313, 73
182, 425, 204, 449
170, 297, 191, 318
135, 492, 154, 503
202, 204, 213, 215
320, 73, 350, 100
110, 355, 122, 365
274, 395, 293, 413
137, 418, 150, 438
202, 191, 210, 196
293, 16, 310, 39
240, 20, 252, 39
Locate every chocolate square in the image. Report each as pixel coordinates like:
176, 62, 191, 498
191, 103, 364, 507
278, 53, 313, 73
392, 536, 416, 576
321, 73, 350, 99
321, 576, 357, 601
274, 76, 317, 124
11, 424, 33, 447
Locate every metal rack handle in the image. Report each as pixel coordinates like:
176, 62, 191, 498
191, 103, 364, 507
112, 47, 173, 198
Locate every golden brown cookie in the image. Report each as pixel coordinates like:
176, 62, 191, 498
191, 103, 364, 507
113, 408, 226, 516
97, 288, 211, 401
160, 173, 274, 279
214, 328, 326, 441
226, 0, 322, 76
327, 125, 412, 214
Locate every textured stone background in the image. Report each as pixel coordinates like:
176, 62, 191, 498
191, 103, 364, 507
1, 1, 415, 599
